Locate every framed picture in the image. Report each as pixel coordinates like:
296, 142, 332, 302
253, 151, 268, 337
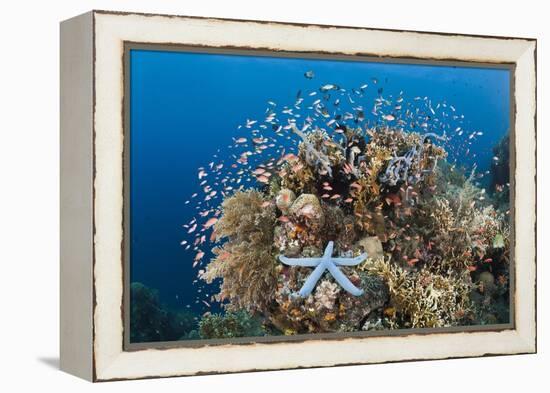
60, 10, 537, 381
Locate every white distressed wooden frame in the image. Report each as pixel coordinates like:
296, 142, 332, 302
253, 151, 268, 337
60, 10, 536, 381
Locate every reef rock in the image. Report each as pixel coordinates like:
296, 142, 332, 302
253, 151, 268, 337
289, 193, 325, 231
478, 271, 496, 293
276, 188, 296, 213
339, 272, 389, 328
355, 236, 384, 261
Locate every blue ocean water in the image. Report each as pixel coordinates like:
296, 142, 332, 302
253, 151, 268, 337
129, 49, 510, 325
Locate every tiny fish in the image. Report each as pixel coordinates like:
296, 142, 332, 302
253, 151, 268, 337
320, 84, 336, 92
383, 114, 395, 121
304, 70, 315, 79
203, 217, 218, 229
282, 153, 299, 161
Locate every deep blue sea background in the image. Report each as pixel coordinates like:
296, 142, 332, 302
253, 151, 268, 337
129, 49, 510, 320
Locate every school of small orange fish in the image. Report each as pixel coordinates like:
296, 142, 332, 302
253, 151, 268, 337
178, 73, 502, 311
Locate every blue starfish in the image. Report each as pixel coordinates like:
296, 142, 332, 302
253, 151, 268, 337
278, 241, 367, 297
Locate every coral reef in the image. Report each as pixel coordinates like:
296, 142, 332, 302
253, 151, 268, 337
360, 259, 472, 328
199, 310, 266, 339
130, 282, 195, 342
198, 125, 510, 335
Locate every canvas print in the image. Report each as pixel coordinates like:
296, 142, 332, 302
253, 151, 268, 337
127, 47, 512, 344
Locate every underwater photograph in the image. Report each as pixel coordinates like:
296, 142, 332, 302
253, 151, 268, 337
127, 47, 512, 344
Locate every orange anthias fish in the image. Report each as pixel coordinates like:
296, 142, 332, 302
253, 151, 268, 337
385, 193, 402, 206
282, 153, 299, 162
203, 217, 218, 229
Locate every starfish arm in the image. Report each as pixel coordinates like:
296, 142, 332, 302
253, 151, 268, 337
278, 255, 322, 267
326, 263, 364, 296
298, 263, 326, 297
333, 253, 368, 266
323, 241, 335, 258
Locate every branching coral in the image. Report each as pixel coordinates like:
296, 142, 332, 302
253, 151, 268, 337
290, 123, 336, 177
361, 258, 473, 328
425, 165, 511, 272
279, 157, 317, 194
379, 132, 447, 188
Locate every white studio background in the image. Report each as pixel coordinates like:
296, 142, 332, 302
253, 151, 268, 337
0, 0, 546, 391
